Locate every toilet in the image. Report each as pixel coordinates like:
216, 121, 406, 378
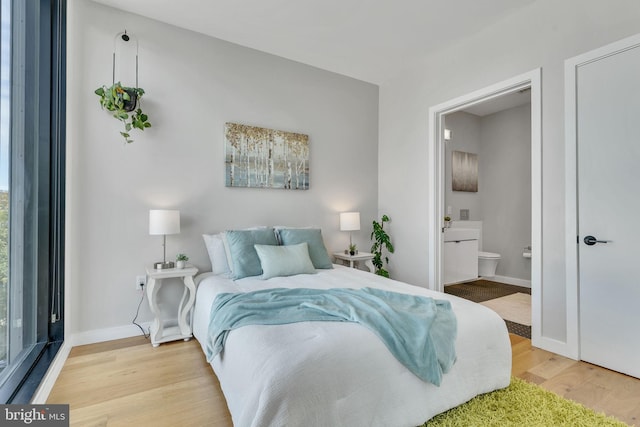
451, 220, 501, 278
478, 251, 501, 278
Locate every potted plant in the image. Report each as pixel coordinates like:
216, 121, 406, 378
176, 253, 189, 269
444, 216, 451, 228
349, 243, 357, 256
370, 214, 394, 278
94, 82, 151, 143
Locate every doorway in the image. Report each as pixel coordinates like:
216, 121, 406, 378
427, 69, 542, 346
443, 93, 532, 284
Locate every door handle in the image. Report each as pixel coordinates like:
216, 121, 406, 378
583, 235, 611, 246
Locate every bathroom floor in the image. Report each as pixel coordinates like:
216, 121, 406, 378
444, 279, 531, 339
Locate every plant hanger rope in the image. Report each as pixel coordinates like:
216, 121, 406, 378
95, 29, 151, 143
113, 30, 138, 88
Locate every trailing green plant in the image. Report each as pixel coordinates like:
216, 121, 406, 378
94, 82, 151, 143
176, 253, 189, 262
370, 214, 394, 278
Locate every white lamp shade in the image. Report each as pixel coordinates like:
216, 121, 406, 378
149, 210, 180, 235
339, 212, 360, 231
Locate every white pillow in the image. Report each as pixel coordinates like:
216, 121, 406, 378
254, 242, 316, 279
202, 233, 231, 276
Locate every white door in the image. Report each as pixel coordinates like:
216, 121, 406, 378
577, 41, 640, 378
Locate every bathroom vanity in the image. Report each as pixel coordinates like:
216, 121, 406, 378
443, 228, 479, 284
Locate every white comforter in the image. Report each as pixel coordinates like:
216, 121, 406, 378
192, 265, 511, 427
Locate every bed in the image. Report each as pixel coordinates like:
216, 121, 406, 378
193, 229, 511, 427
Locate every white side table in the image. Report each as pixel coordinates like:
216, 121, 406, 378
146, 265, 199, 347
333, 252, 376, 273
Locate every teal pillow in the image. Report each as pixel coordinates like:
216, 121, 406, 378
225, 228, 278, 279
277, 228, 333, 269
254, 243, 316, 279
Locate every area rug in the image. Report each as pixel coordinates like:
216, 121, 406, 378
423, 377, 626, 427
444, 280, 530, 303
480, 292, 531, 326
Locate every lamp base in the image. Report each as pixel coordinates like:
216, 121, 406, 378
154, 261, 175, 270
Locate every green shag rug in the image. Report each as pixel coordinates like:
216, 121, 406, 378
423, 377, 627, 427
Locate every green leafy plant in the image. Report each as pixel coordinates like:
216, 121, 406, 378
176, 253, 189, 262
94, 82, 151, 143
370, 214, 394, 278
348, 243, 357, 255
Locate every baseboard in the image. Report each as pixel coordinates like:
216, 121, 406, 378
533, 335, 579, 360
70, 322, 151, 347
485, 275, 531, 288
30, 340, 73, 404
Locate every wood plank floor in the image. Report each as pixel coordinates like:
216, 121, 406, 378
47, 335, 640, 426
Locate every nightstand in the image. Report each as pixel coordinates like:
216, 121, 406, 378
146, 265, 199, 347
333, 252, 375, 273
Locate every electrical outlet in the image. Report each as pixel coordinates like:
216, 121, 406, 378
136, 275, 146, 291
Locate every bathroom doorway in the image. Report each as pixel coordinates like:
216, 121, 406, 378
427, 70, 542, 346
444, 90, 532, 286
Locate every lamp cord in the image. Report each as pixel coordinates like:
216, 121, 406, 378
132, 289, 150, 339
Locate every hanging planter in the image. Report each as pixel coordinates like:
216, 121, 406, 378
94, 31, 151, 144
95, 83, 150, 143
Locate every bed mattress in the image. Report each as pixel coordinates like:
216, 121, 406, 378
192, 265, 511, 427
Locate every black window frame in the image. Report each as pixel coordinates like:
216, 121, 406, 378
0, 0, 65, 403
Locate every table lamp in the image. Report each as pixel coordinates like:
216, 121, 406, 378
149, 209, 180, 269
339, 212, 360, 252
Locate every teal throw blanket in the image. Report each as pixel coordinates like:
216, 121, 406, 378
206, 287, 457, 386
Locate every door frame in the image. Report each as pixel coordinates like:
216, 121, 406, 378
427, 69, 542, 347
565, 33, 640, 360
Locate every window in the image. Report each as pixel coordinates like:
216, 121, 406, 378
0, 0, 9, 372
0, 0, 65, 403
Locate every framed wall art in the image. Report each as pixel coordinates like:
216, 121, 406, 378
452, 150, 478, 192
225, 122, 309, 190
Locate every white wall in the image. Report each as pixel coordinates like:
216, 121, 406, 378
66, 0, 379, 337
479, 104, 531, 282
378, 0, 640, 345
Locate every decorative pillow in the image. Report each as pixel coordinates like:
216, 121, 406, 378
220, 226, 269, 276
202, 233, 231, 276
254, 243, 316, 279
273, 225, 315, 245
225, 228, 279, 279
276, 228, 333, 269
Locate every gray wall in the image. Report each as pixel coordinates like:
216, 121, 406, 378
479, 104, 531, 282
67, 0, 379, 337
443, 112, 480, 221
378, 0, 640, 345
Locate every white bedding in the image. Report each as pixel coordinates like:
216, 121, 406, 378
193, 265, 511, 427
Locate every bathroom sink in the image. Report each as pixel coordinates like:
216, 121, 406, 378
444, 228, 479, 242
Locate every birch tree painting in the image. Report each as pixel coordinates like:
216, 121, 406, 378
225, 122, 310, 190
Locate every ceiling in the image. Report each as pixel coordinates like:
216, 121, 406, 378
92, 0, 536, 84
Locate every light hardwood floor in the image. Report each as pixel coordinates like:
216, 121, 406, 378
47, 334, 640, 426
